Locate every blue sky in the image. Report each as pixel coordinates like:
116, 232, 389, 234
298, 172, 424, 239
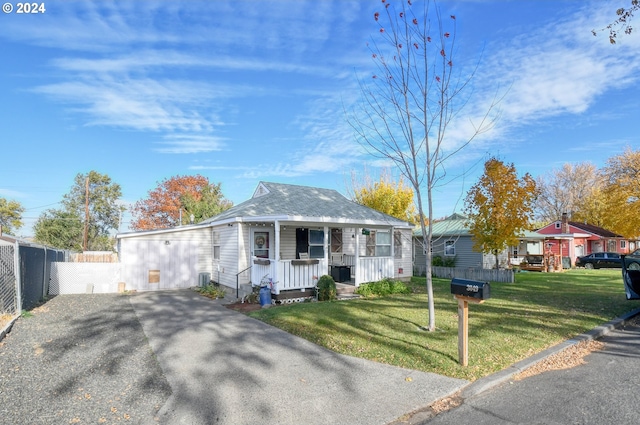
1, 0, 639, 237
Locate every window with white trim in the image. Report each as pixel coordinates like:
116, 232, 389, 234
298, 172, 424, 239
445, 240, 456, 256
213, 231, 220, 260
376, 230, 391, 256
621, 240, 627, 249
365, 230, 392, 257
309, 229, 325, 258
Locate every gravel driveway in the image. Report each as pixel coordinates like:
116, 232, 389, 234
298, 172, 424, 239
0, 294, 171, 425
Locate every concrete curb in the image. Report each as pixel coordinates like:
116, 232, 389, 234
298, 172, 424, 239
460, 307, 640, 399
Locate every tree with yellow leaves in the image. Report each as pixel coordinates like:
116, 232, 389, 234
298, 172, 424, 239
464, 158, 538, 269
352, 170, 416, 223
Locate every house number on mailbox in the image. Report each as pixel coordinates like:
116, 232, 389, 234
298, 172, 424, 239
466, 284, 479, 293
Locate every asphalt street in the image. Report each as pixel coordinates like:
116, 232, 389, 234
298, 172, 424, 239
422, 313, 640, 425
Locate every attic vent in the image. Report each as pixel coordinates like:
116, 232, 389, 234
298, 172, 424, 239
253, 183, 270, 198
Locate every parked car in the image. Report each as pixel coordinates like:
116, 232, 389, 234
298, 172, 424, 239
575, 252, 622, 269
623, 249, 640, 270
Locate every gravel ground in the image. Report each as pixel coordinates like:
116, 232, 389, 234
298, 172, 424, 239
0, 294, 171, 425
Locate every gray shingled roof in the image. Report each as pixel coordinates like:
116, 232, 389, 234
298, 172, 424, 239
200, 182, 411, 227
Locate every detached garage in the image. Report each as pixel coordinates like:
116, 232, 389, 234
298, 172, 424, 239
117, 225, 211, 292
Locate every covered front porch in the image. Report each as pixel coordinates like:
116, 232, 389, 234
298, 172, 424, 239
246, 221, 397, 295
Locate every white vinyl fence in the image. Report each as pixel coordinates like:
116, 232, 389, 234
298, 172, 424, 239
50, 263, 122, 294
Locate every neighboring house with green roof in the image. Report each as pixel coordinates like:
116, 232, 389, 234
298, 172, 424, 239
117, 182, 414, 298
413, 213, 545, 274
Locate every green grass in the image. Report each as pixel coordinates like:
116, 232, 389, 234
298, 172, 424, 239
248, 269, 639, 381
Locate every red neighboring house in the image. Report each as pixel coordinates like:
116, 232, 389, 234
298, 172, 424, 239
537, 213, 636, 266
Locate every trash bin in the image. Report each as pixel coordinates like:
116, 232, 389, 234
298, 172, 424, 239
259, 285, 272, 307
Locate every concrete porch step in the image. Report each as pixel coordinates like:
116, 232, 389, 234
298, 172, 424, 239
335, 282, 357, 295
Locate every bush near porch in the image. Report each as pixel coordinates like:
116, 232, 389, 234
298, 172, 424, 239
248, 269, 637, 381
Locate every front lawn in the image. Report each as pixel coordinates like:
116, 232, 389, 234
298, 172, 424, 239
248, 269, 638, 381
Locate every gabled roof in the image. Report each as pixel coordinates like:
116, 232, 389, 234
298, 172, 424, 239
568, 221, 623, 238
200, 182, 412, 227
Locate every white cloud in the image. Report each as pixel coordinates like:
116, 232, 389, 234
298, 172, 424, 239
155, 135, 226, 154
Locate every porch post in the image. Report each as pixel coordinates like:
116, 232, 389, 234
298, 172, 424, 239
355, 227, 361, 286
323, 225, 329, 274
274, 220, 281, 289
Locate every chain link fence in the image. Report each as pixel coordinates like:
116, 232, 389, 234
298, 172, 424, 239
0, 240, 18, 318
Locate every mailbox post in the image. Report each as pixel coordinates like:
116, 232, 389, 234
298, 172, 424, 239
450, 278, 491, 366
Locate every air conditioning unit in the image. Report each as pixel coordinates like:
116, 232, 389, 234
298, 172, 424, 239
198, 272, 211, 287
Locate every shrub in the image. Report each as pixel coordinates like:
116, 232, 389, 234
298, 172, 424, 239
432, 255, 456, 267
195, 283, 226, 299
355, 278, 411, 297
443, 256, 456, 267
316, 275, 337, 301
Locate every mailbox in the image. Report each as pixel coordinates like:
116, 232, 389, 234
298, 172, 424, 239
451, 278, 491, 301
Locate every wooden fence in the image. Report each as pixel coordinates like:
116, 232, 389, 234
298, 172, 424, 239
70, 252, 118, 263
418, 266, 515, 283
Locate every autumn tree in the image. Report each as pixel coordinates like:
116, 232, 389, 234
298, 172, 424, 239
464, 158, 537, 269
131, 175, 232, 230
534, 162, 599, 224
347, 0, 498, 330
34, 171, 124, 251
351, 169, 416, 223
0, 197, 25, 235
600, 147, 640, 238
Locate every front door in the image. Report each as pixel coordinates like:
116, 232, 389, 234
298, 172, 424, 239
252, 229, 273, 259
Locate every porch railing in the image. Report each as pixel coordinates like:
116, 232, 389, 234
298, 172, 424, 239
356, 256, 394, 285
250, 256, 395, 294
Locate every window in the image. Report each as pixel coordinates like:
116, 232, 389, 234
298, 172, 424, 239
445, 240, 455, 256
365, 230, 392, 257
213, 231, 220, 260
607, 240, 617, 252
555, 222, 561, 229
394, 231, 402, 259
296, 228, 325, 259
376, 231, 391, 257
621, 240, 627, 249
309, 229, 325, 258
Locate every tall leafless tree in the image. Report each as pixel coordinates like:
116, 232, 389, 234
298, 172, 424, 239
348, 0, 499, 331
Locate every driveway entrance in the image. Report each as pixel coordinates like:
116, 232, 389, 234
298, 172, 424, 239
130, 290, 467, 425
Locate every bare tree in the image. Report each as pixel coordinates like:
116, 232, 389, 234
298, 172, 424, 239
534, 162, 599, 224
347, 0, 498, 331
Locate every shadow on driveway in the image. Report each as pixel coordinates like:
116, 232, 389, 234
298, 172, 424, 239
130, 289, 467, 425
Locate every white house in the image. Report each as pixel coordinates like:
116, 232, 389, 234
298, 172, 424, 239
116, 182, 414, 299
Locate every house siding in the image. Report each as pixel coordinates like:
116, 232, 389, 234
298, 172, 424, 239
212, 224, 240, 288
119, 226, 210, 291
394, 228, 413, 281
